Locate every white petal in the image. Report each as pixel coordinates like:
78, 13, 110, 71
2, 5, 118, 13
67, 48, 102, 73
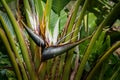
53, 18, 60, 45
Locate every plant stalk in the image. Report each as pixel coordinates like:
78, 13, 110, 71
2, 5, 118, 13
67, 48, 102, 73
0, 28, 22, 80
86, 41, 120, 80
0, 0, 38, 80
75, 1, 120, 80
23, 0, 31, 27
0, 16, 28, 80
62, 0, 89, 79
65, 0, 84, 41
62, 0, 84, 79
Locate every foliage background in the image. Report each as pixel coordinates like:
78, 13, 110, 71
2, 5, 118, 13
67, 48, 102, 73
0, 0, 120, 80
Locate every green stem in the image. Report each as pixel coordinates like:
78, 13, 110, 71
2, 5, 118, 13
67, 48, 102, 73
0, 29, 22, 80
38, 62, 47, 80
57, 54, 66, 79
62, 35, 92, 80
0, 0, 38, 80
65, 0, 83, 41
23, 0, 37, 64
62, 52, 74, 80
51, 58, 59, 80
86, 41, 120, 80
23, 0, 32, 27
62, 0, 89, 79
46, 60, 53, 78
41, 0, 53, 79
73, 0, 90, 40
0, 16, 28, 80
62, 0, 84, 79
75, 1, 120, 80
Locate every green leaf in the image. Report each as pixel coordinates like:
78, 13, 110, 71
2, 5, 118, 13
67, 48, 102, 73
52, 0, 71, 15
0, 52, 11, 67
34, 0, 43, 21
50, 10, 67, 34
42, 0, 71, 15
6, 70, 16, 80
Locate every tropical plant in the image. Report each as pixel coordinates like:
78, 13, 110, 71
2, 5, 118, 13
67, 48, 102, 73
0, 0, 120, 80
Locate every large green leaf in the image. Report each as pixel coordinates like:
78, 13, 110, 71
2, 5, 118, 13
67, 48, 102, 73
42, 0, 71, 15
50, 10, 67, 34
52, 0, 71, 15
